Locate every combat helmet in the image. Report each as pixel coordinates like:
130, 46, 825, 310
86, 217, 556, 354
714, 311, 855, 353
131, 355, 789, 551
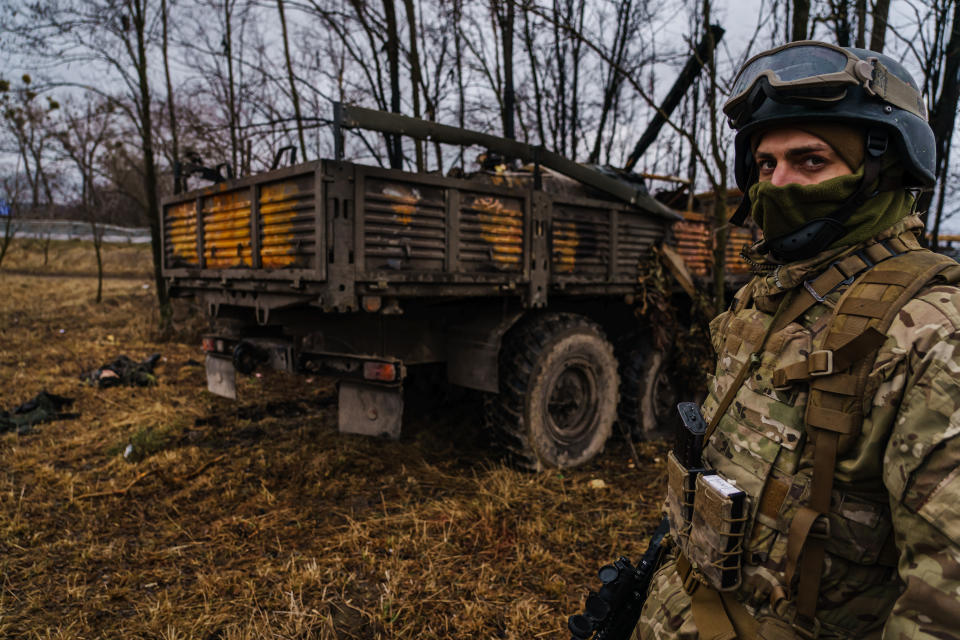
723, 41, 935, 261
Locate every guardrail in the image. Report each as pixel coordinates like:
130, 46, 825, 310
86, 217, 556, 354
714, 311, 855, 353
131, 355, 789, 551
3, 219, 151, 244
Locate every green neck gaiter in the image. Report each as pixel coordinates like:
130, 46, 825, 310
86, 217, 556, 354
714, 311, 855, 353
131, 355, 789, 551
748, 166, 913, 251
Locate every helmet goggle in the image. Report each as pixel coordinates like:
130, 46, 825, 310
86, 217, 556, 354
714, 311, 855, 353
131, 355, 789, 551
724, 41, 927, 128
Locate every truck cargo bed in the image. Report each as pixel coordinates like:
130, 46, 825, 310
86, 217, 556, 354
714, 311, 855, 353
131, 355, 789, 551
162, 159, 676, 314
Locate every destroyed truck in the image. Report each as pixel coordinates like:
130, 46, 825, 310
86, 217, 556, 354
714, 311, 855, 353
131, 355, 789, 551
161, 105, 688, 470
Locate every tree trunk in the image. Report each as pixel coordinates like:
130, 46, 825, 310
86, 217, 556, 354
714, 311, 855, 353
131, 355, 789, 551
161, 0, 180, 193
552, 0, 568, 155
382, 0, 403, 169
501, 0, 516, 140
792, 0, 810, 41
832, 0, 851, 46
589, 0, 631, 164
854, 0, 866, 48
569, 0, 585, 159
922, 0, 960, 226
277, 0, 307, 162
223, 0, 239, 174
131, 0, 170, 324
686, 79, 700, 213
92, 219, 104, 303
0, 211, 15, 270
870, 0, 891, 51
931, 149, 950, 250
703, 0, 727, 313
402, 0, 425, 169
452, 0, 466, 168
522, 4, 547, 146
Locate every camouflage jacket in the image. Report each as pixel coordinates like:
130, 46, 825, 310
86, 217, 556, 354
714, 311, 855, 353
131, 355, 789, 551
694, 216, 960, 639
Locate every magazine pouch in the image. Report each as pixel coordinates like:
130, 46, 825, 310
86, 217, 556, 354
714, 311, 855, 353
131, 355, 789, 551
685, 472, 748, 591
665, 451, 713, 546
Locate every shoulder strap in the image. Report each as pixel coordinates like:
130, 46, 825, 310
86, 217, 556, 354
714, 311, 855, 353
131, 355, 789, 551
704, 229, 924, 449
771, 229, 923, 334
785, 248, 960, 634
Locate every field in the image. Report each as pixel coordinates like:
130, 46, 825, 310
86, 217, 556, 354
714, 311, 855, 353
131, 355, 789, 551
0, 239, 667, 639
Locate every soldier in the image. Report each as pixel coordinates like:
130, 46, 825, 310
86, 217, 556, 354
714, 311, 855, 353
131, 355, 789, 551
633, 42, 960, 639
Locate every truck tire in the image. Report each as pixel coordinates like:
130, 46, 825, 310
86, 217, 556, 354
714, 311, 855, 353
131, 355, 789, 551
618, 341, 675, 440
487, 313, 619, 470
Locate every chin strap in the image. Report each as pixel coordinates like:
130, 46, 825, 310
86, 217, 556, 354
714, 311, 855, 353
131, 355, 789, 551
730, 162, 758, 227
730, 191, 752, 226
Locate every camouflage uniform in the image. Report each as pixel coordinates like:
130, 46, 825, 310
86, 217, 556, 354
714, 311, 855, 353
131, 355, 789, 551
634, 216, 960, 639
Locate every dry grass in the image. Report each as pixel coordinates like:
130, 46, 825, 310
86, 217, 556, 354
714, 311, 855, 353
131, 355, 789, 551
2, 238, 151, 278
0, 244, 668, 639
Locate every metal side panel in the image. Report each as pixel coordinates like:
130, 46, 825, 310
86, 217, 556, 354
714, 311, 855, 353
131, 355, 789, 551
551, 202, 612, 278
361, 173, 447, 273
202, 189, 253, 269
164, 200, 200, 268
459, 190, 525, 274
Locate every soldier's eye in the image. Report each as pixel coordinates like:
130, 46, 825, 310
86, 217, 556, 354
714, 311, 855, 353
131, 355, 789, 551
757, 158, 776, 173
800, 155, 827, 170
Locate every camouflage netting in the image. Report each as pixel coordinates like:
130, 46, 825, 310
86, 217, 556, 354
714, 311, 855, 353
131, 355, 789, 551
635, 247, 716, 400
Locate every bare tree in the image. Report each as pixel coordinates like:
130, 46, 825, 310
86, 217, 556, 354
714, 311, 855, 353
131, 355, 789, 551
793, 0, 811, 40
870, 0, 891, 50
277, 0, 307, 161
494, 0, 517, 140
0, 76, 58, 210
55, 100, 115, 302
888, 0, 960, 247
588, 0, 636, 163
0, 172, 24, 269
2, 0, 173, 322
923, 0, 960, 248
161, 0, 183, 193
382, 0, 404, 168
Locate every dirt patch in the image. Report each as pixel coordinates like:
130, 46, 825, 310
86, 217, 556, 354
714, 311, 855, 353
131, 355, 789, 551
0, 270, 667, 639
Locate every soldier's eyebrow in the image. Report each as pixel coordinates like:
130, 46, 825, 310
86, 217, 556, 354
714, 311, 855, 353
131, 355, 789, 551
754, 144, 835, 162
784, 144, 833, 159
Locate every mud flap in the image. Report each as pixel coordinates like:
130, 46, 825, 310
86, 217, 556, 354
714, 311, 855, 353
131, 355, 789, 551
206, 354, 237, 399
338, 381, 402, 439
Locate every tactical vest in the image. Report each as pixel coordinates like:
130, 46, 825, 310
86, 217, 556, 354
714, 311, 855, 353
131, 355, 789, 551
671, 231, 960, 640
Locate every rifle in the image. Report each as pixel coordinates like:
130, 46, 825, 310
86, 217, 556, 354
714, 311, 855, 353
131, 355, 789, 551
567, 402, 707, 640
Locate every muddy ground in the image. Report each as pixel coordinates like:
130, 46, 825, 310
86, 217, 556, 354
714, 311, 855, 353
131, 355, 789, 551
0, 240, 667, 639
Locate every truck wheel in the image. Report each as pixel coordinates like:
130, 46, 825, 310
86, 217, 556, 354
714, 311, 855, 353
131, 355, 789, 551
618, 342, 675, 440
487, 313, 619, 471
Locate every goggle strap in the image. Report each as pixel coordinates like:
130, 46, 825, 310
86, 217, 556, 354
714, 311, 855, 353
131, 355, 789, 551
865, 61, 928, 120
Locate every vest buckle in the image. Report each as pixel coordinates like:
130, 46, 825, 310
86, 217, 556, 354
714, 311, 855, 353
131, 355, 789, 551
807, 350, 834, 377
802, 279, 827, 303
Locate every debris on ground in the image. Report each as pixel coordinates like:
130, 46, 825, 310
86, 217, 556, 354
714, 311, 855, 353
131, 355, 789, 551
0, 390, 76, 435
83, 353, 162, 388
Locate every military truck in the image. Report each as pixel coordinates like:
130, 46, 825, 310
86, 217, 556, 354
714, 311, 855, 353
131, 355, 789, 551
161, 104, 688, 470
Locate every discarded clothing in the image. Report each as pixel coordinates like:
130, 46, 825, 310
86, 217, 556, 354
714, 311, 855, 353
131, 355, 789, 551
0, 391, 76, 435
84, 354, 161, 388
